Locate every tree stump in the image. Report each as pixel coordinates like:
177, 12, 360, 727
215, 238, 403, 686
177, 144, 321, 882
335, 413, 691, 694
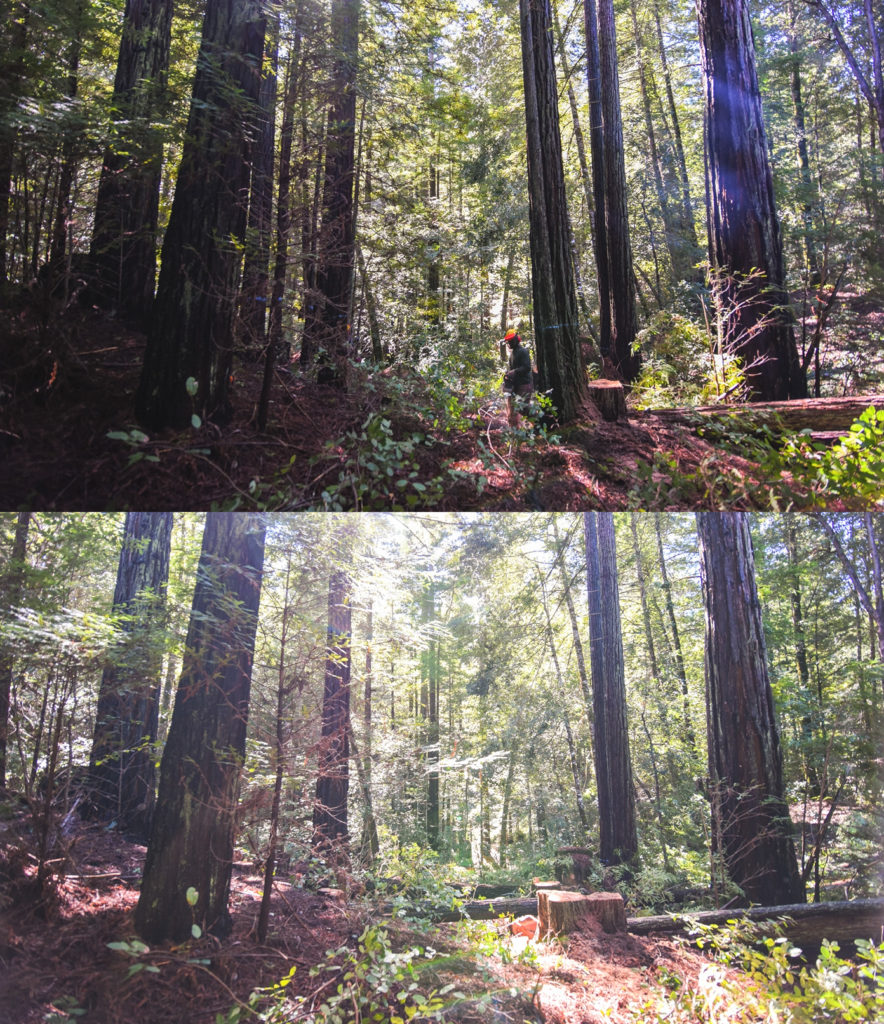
587, 379, 627, 422
538, 890, 626, 936
533, 879, 560, 892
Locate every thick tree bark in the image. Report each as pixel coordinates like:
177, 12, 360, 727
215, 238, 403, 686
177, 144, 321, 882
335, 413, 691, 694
584, 512, 637, 866
696, 511, 804, 906
89, 0, 174, 321
238, 19, 278, 354
645, 394, 884, 433
698, 0, 806, 401
134, 513, 266, 943
300, 0, 359, 381
520, 0, 587, 422
539, 890, 627, 935
313, 569, 352, 857
0, 512, 30, 788
135, 0, 267, 430
88, 512, 173, 839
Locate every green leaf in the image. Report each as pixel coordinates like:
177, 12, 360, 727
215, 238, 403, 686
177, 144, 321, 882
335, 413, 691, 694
191, 924, 202, 939
191, 414, 202, 429
185, 377, 199, 397
186, 887, 199, 907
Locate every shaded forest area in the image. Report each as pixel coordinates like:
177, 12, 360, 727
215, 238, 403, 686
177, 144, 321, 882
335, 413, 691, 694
3, 0, 884, 508
0, 511, 882, 1022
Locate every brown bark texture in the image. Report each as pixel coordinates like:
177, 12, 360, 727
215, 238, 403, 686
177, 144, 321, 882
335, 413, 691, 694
697, 511, 804, 906
644, 394, 884, 433
134, 513, 266, 943
539, 890, 627, 935
584, 512, 637, 865
89, 0, 173, 321
135, 0, 267, 430
520, 0, 587, 422
0, 512, 30, 788
698, 0, 806, 400
300, 0, 359, 377
88, 512, 173, 838
313, 569, 352, 855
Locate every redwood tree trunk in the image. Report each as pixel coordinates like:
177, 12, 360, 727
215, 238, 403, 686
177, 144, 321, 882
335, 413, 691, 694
89, 0, 173, 321
697, 0, 806, 400
89, 512, 173, 839
696, 511, 804, 906
584, 511, 637, 865
313, 569, 352, 856
0, 512, 30, 788
134, 513, 266, 943
520, 0, 587, 422
135, 0, 267, 430
300, 0, 359, 380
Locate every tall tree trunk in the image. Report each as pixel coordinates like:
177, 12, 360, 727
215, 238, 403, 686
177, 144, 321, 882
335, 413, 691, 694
584, 511, 637, 865
135, 0, 267, 430
313, 569, 352, 857
0, 512, 30, 788
585, 0, 640, 379
520, 0, 588, 422
89, 0, 174, 321
697, 0, 806, 400
134, 513, 266, 943
0, 3, 30, 288
787, 1, 820, 288
358, 602, 379, 862
49, 1, 84, 271
300, 0, 359, 383
89, 512, 173, 839
696, 511, 804, 906
238, 18, 278, 354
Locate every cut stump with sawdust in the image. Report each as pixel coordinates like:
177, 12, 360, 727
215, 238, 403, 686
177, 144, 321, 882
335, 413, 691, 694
539, 890, 627, 936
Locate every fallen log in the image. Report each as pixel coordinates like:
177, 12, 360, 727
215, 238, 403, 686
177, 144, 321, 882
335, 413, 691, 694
642, 395, 884, 435
431, 897, 539, 923
627, 897, 884, 947
428, 896, 884, 945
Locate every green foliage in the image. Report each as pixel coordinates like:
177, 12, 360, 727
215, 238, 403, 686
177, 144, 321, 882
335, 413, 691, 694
770, 406, 884, 504
635, 919, 884, 1023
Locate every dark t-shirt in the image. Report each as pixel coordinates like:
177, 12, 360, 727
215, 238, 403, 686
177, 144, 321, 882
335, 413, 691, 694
506, 344, 533, 393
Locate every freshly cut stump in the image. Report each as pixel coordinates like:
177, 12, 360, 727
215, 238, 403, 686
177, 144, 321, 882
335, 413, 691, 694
538, 890, 626, 936
587, 379, 627, 421
533, 879, 561, 892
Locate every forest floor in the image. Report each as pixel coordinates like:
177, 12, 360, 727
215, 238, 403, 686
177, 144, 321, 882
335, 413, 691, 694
0, 816, 736, 1024
2, 289, 884, 510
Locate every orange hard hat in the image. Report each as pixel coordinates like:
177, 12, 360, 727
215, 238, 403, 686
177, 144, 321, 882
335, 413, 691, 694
504, 329, 518, 341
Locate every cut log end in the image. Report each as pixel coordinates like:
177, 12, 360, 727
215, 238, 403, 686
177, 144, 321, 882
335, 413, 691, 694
587, 379, 627, 422
538, 890, 627, 936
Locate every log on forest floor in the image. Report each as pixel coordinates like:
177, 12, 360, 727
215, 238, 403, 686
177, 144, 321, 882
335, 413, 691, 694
627, 897, 884, 947
641, 395, 884, 435
428, 896, 884, 947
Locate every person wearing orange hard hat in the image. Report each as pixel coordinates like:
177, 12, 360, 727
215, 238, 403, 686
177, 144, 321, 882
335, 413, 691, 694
501, 329, 533, 427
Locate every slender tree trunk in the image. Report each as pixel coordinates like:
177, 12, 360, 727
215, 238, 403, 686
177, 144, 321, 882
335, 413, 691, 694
520, 0, 587, 421
358, 602, 379, 862
49, 2, 84, 271
584, 511, 637, 865
89, 0, 174, 320
134, 513, 266, 943
698, 0, 806, 400
787, 1, 820, 288
135, 0, 267, 430
0, 4, 30, 288
696, 511, 804, 906
313, 569, 352, 858
89, 512, 173, 839
0, 512, 30, 788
